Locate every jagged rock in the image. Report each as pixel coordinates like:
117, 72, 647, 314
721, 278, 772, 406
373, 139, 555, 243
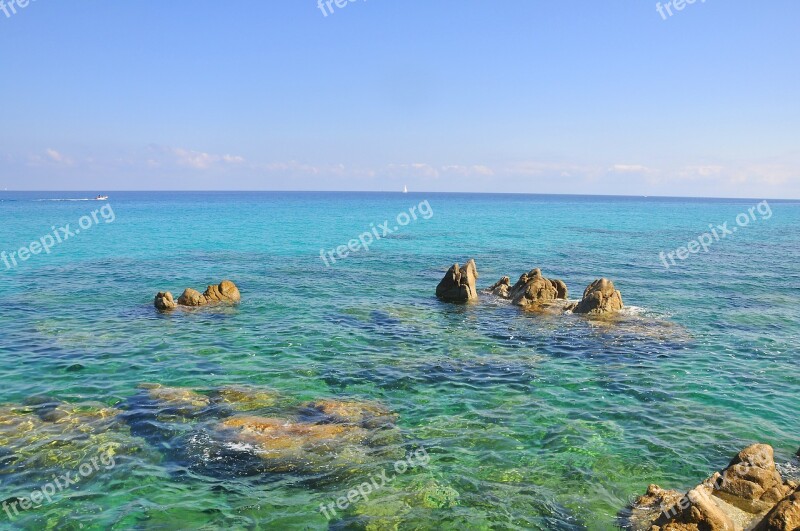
177, 288, 206, 307
627, 484, 685, 530
713, 444, 792, 514
508, 268, 568, 308
488, 276, 511, 298
570, 278, 624, 315
754, 488, 800, 530
552, 279, 569, 300
154, 291, 176, 311
627, 445, 796, 531
653, 484, 736, 531
436, 259, 479, 302
204, 280, 241, 303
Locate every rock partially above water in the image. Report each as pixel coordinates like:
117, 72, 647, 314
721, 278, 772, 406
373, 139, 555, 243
754, 488, 800, 531
486, 268, 568, 309
488, 276, 511, 298
177, 288, 206, 307
436, 259, 479, 302
625, 444, 798, 531
569, 278, 624, 315
203, 280, 241, 303
154, 280, 241, 311
154, 291, 177, 311
508, 268, 568, 308
712, 444, 792, 513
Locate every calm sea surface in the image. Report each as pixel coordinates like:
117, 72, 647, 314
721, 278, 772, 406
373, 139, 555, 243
0, 192, 798, 530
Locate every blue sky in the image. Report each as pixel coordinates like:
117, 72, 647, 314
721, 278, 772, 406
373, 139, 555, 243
1, 1, 798, 197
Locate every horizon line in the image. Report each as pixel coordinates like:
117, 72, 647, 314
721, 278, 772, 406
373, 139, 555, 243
1, 190, 798, 202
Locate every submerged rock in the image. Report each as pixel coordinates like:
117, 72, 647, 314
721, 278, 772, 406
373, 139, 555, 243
140, 383, 211, 415
212, 385, 280, 412
570, 278, 624, 315
413, 479, 460, 509
217, 415, 372, 474
0, 399, 134, 474
124, 384, 405, 480
154, 280, 241, 310
626, 444, 797, 531
301, 399, 398, 429
436, 259, 479, 302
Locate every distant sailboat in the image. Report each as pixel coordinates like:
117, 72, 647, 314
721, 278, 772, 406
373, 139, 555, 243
403, 185, 408, 193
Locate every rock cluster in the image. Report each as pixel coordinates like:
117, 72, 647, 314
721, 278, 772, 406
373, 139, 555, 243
154, 280, 241, 311
439, 259, 626, 316
435, 259, 479, 302
625, 444, 800, 531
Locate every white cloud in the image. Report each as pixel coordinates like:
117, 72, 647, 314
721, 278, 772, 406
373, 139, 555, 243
170, 147, 245, 170
608, 164, 654, 174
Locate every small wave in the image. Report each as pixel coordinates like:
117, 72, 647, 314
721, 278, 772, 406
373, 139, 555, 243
224, 441, 258, 452
618, 305, 647, 316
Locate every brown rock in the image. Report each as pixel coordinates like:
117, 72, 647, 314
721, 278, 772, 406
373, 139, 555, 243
653, 485, 736, 531
154, 291, 177, 311
626, 484, 685, 531
508, 268, 568, 308
712, 444, 791, 514
177, 288, 206, 306
572, 278, 624, 315
754, 488, 800, 531
221, 416, 370, 458
303, 399, 398, 429
214, 385, 280, 411
141, 384, 211, 416
551, 279, 569, 300
488, 276, 511, 298
204, 280, 241, 303
436, 259, 479, 302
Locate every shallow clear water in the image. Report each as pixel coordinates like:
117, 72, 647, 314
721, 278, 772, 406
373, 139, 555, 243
0, 192, 798, 530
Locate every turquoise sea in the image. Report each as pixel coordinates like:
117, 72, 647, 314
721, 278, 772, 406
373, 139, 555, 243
0, 192, 798, 530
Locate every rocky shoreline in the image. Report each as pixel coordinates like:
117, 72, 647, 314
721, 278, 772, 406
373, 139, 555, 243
623, 444, 800, 531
